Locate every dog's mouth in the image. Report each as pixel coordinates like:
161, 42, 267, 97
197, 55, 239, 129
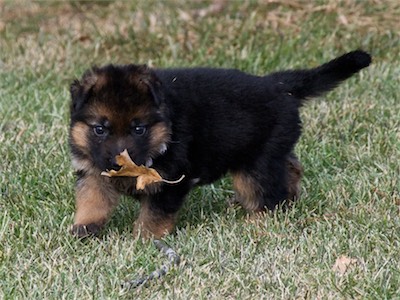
107, 164, 122, 172
106, 155, 153, 172
107, 157, 122, 172
112, 165, 122, 171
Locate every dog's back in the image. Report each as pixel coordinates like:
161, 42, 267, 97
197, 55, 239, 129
155, 51, 371, 117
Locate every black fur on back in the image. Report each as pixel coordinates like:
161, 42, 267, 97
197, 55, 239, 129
150, 50, 371, 182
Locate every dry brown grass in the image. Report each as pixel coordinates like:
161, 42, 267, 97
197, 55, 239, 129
1, 0, 399, 73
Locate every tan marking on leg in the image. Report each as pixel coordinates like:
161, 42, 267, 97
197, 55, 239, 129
133, 201, 176, 240
74, 175, 120, 227
232, 171, 263, 212
286, 155, 303, 201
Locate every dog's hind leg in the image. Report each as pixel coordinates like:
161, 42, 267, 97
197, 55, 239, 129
286, 153, 303, 201
232, 153, 303, 212
231, 170, 264, 212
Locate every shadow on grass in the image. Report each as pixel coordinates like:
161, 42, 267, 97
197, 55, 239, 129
103, 171, 329, 239
105, 177, 243, 237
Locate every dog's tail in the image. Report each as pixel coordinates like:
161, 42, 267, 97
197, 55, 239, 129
270, 50, 371, 102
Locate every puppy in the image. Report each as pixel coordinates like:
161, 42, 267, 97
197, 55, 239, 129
69, 50, 371, 239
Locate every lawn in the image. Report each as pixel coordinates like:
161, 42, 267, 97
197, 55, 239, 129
0, 0, 399, 299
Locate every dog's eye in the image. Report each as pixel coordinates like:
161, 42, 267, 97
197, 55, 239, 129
133, 125, 146, 136
93, 125, 107, 137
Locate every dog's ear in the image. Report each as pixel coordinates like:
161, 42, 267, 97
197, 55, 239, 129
70, 69, 98, 113
131, 65, 164, 106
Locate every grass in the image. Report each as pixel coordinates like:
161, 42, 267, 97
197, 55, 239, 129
1, 0, 399, 299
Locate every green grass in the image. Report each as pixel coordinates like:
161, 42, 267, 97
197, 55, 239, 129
1, 0, 399, 299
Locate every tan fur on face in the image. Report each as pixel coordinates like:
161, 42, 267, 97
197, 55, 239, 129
71, 157, 92, 173
71, 122, 89, 152
87, 103, 157, 134
87, 103, 115, 122
149, 123, 171, 154
133, 200, 176, 239
232, 171, 263, 212
74, 175, 120, 227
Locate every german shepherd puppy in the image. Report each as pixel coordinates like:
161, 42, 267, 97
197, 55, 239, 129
69, 50, 371, 239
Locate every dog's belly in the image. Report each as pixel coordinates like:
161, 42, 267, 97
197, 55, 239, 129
188, 161, 232, 186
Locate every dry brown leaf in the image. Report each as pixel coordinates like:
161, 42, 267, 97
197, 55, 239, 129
101, 149, 184, 190
332, 255, 357, 275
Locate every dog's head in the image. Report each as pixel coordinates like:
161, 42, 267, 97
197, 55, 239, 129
69, 64, 171, 173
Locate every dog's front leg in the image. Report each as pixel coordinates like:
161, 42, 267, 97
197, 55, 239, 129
71, 174, 120, 238
133, 200, 177, 240
133, 184, 190, 239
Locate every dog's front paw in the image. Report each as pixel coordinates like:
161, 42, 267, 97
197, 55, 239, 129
71, 223, 102, 238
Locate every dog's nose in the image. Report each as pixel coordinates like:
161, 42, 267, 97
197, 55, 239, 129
109, 158, 122, 171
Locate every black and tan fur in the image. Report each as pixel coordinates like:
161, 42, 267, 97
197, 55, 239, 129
69, 51, 371, 239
